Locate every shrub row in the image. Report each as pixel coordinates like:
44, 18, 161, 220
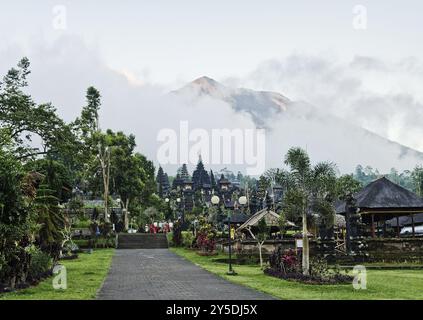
166, 231, 195, 248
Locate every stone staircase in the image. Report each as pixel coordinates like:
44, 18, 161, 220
117, 233, 169, 249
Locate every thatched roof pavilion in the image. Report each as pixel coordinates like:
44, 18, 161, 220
336, 177, 423, 237
236, 208, 295, 234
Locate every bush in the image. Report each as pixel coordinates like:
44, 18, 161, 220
167, 231, 195, 248
129, 222, 139, 231
268, 247, 300, 274
73, 218, 91, 229
99, 222, 113, 237
266, 246, 353, 284
73, 239, 90, 248
166, 232, 174, 246
94, 237, 116, 248
182, 231, 195, 248
62, 240, 79, 254
68, 198, 84, 217
195, 217, 217, 253
73, 237, 115, 249
27, 248, 53, 282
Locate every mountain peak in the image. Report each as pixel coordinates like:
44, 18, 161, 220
186, 76, 226, 96
191, 76, 219, 85
172, 76, 291, 122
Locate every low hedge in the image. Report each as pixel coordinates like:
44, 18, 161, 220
73, 237, 115, 249
167, 231, 195, 248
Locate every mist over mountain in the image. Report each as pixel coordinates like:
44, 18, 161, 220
1, 36, 421, 175
173, 76, 290, 127
172, 76, 423, 174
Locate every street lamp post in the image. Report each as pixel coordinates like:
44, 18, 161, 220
165, 197, 171, 220
176, 197, 181, 221
193, 219, 199, 237
211, 195, 237, 276
227, 209, 236, 276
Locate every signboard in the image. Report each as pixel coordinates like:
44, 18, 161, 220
295, 239, 303, 248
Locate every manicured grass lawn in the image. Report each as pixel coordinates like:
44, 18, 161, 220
171, 247, 423, 300
0, 249, 114, 300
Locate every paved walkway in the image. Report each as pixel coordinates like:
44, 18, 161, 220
97, 249, 274, 300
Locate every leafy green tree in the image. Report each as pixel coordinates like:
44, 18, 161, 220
283, 147, 337, 275
143, 207, 162, 223
137, 154, 157, 206
0, 58, 75, 161
278, 211, 287, 238
25, 158, 73, 203
72, 86, 104, 196
74, 86, 101, 139
33, 183, 65, 261
0, 149, 37, 288
412, 166, 423, 196
27, 159, 69, 260
106, 129, 152, 229
73, 89, 117, 222
336, 174, 362, 200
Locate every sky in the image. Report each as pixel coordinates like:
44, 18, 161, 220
1, 0, 422, 86
0, 0, 422, 174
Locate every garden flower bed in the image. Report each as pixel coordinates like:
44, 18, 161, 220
196, 251, 218, 256
264, 268, 353, 285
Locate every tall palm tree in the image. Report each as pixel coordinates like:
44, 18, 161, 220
283, 147, 336, 275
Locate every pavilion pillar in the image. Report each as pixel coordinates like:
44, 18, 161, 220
371, 214, 376, 238
411, 214, 415, 238
382, 219, 387, 238
396, 216, 400, 238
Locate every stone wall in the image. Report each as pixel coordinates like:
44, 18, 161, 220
218, 237, 423, 263
217, 239, 318, 255
366, 238, 423, 262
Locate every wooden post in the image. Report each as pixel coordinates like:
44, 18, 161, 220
411, 214, 415, 238
371, 214, 376, 238
382, 219, 387, 238
396, 216, 400, 238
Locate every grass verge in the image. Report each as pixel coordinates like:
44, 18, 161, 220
0, 249, 115, 300
170, 247, 423, 300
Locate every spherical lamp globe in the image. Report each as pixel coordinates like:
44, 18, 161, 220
238, 196, 247, 205
211, 195, 220, 205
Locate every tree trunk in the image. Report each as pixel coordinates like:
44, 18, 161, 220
100, 147, 111, 223
102, 164, 109, 223
103, 189, 108, 222
105, 151, 111, 223
124, 199, 130, 231
302, 211, 310, 276
258, 243, 263, 269
10, 275, 16, 289
411, 214, 415, 238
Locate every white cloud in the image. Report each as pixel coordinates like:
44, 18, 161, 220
231, 54, 423, 153
0, 35, 258, 174
1, 37, 422, 175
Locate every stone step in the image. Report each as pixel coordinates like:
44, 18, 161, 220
117, 233, 168, 249
118, 239, 168, 243
118, 238, 168, 242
